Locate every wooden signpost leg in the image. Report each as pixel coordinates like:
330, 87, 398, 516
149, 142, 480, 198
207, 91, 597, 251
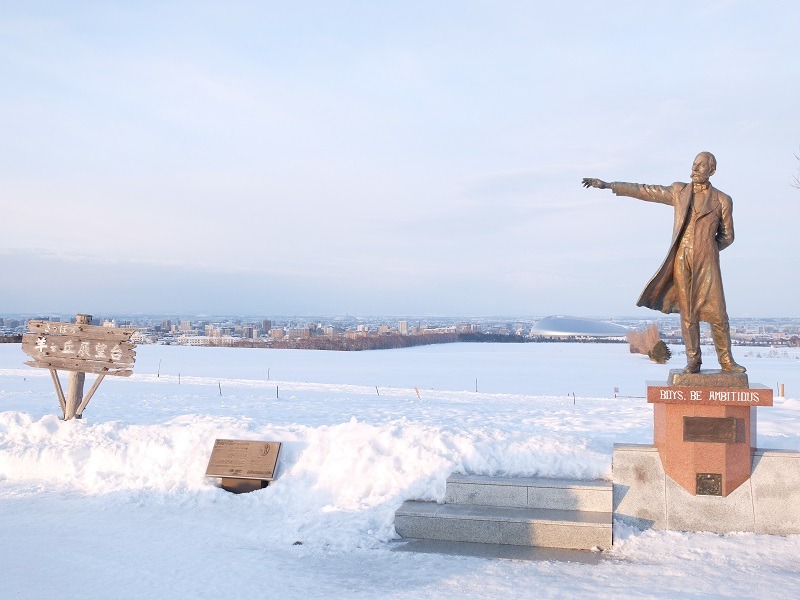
76, 370, 107, 418
64, 314, 92, 420
65, 370, 86, 420
49, 368, 67, 419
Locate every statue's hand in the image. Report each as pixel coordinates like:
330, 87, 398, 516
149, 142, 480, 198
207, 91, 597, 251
581, 178, 607, 189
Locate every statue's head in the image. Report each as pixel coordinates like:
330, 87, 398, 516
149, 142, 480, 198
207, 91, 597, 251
691, 151, 717, 184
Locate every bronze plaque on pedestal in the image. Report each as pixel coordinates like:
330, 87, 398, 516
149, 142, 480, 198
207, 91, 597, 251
205, 439, 281, 480
683, 417, 737, 443
696, 473, 723, 496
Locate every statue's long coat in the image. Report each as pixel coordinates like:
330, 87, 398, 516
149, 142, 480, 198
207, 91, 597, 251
611, 182, 734, 323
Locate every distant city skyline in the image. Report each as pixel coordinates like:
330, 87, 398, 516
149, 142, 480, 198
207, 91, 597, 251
2, 3, 799, 316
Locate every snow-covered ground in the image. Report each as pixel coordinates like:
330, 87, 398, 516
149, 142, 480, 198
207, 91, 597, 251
1, 342, 799, 599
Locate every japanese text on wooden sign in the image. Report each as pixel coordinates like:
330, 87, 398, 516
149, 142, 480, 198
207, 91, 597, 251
22, 320, 137, 377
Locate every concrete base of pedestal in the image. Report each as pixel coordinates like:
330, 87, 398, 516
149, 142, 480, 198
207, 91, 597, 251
667, 369, 749, 388
613, 444, 800, 534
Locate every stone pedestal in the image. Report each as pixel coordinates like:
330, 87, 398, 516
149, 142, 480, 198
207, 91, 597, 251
613, 445, 800, 534
647, 370, 772, 497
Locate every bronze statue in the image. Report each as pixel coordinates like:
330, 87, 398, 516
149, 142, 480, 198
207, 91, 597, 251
582, 151, 745, 374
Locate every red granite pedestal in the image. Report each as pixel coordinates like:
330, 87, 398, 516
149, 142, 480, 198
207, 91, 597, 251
647, 370, 773, 497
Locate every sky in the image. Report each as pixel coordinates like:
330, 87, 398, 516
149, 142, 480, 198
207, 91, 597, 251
1, 1, 799, 317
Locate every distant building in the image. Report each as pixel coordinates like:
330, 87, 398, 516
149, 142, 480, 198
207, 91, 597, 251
177, 335, 236, 347
286, 327, 310, 339
530, 315, 629, 339
398, 321, 408, 336
130, 330, 154, 344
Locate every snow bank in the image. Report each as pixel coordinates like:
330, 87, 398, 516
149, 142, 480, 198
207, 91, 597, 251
0, 409, 613, 547
0, 397, 619, 557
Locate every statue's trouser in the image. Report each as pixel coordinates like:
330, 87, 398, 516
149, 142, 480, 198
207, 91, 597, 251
675, 238, 701, 369
682, 319, 739, 369
681, 318, 701, 368
711, 321, 736, 367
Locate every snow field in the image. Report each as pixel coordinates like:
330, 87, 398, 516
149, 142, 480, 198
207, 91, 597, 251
1, 342, 800, 598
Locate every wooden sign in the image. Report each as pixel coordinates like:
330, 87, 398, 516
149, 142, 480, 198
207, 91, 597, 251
22, 320, 136, 377
22, 315, 139, 421
205, 439, 281, 480
27, 319, 135, 341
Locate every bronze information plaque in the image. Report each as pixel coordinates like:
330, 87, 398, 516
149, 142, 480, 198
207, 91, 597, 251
205, 439, 281, 480
696, 473, 723, 496
683, 417, 737, 443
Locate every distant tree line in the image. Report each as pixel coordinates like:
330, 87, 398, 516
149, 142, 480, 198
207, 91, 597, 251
235, 332, 460, 351
0, 334, 22, 343
458, 333, 530, 343
249, 332, 634, 351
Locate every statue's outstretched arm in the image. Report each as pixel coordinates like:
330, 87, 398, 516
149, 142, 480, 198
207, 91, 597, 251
582, 178, 607, 189
582, 178, 675, 206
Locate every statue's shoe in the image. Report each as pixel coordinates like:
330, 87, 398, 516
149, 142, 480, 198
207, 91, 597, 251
683, 362, 701, 374
720, 361, 747, 373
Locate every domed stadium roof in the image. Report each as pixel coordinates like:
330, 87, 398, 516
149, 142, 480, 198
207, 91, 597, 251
530, 315, 629, 338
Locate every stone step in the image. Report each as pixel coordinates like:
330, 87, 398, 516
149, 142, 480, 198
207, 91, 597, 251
395, 500, 612, 550
390, 539, 606, 564
445, 474, 612, 512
